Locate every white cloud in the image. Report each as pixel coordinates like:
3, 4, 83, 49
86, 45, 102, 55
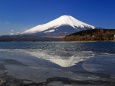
16, 32, 20, 34
10, 29, 15, 35
11, 29, 14, 32
10, 32, 14, 35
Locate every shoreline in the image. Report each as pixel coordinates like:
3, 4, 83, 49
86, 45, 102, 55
62, 40, 115, 42
0, 72, 115, 86
0, 40, 114, 42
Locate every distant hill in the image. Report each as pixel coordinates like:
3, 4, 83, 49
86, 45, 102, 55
0, 35, 61, 42
62, 29, 115, 41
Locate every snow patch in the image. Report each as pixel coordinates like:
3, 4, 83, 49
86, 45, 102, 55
44, 29, 55, 33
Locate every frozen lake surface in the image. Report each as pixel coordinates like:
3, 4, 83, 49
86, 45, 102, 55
0, 42, 115, 85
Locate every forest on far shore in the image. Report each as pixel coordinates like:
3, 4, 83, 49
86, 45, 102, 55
62, 29, 115, 41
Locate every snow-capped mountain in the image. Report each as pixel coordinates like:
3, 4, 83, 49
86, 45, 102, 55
22, 15, 95, 36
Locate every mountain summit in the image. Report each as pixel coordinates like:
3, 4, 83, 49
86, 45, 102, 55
22, 15, 95, 36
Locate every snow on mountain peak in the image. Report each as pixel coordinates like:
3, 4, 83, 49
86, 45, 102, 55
56, 15, 94, 28
23, 15, 95, 34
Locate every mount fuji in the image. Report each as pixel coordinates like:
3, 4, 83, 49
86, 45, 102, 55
22, 15, 95, 37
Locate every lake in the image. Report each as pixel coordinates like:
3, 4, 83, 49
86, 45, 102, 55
0, 42, 115, 85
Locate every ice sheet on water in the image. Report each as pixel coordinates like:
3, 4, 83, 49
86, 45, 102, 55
23, 49, 95, 67
0, 48, 114, 83
82, 54, 115, 75
0, 49, 96, 67
5, 64, 90, 82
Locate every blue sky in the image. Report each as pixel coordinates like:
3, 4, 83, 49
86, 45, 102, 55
0, 0, 115, 35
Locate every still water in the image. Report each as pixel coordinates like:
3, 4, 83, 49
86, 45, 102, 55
0, 42, 115, 84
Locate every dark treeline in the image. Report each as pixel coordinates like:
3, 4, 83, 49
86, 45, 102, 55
63, 28, 115, 41
0, 35, 61, 42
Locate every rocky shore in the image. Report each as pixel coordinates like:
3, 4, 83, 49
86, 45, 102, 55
0, 71, 115, 86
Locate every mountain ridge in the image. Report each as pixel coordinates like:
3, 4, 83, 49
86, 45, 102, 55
22, 15, 95, 36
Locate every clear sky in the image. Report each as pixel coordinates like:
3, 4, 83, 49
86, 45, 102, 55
0, 0, 115, 35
